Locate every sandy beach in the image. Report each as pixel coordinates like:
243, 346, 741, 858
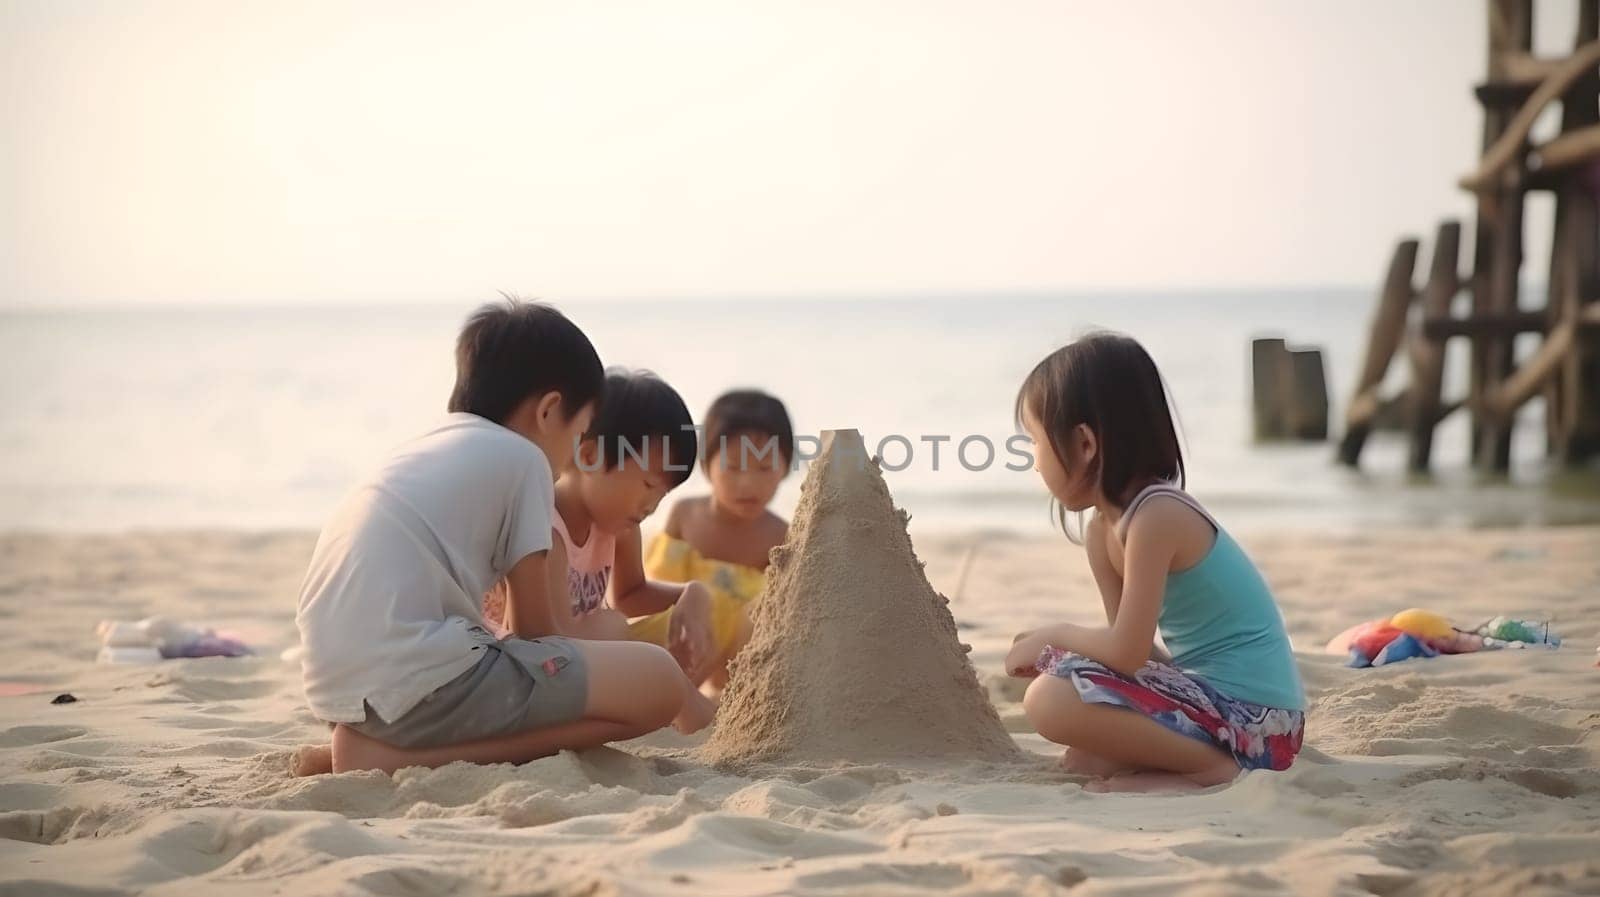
9, 0, 1600, 892
1, 524, 1596, 896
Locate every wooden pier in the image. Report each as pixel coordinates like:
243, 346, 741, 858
1340, 0, 1600, 473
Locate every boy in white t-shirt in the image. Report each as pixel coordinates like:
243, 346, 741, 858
292, 300, 712, 776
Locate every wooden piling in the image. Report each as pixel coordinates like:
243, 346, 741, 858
1338, 239, 1418, 467
1468, 0, 1536, 473
1407, 221, 1463, 472
1253, 339, 1330, 442
1252, 338, 1290, 442
1555, 3, 1600, 462
1289, 349, 1329, 440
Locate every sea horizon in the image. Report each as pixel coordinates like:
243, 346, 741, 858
2, 288, 1596, 535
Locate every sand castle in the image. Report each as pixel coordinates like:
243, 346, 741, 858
702, 429, 1021, 766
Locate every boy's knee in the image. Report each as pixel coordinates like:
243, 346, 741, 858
634, 644, 687, 723
637, 642, 679, 677
581, 642, 683, 730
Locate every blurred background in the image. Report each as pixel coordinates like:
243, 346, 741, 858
4, 0, 1597, 533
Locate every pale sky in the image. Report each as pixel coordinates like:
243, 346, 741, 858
1, 1, 1585, 307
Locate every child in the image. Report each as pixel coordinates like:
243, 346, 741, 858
485, 369, 722, 690
1003, 333, 1305, 792
293, 301, 710, 776
633, 389, 793, 691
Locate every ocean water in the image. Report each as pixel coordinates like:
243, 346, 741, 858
2, 291, 1596, 536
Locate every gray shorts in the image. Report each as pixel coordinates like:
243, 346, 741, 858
350, 630, 589, 749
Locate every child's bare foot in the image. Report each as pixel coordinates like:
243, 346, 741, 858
1084, 760, 1239, 793
672, 689, 717, 734
1059, 748, 1133, 778
291, 743, 334, 777
1086, 773, 1204, 793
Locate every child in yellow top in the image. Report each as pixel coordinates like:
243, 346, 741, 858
630, 389, 793, 692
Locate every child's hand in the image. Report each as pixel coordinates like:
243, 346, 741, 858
668, 582, 715, 682
1005, 629, 1050, 678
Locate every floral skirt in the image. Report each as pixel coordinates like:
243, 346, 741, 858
1036, 647, 1305, 771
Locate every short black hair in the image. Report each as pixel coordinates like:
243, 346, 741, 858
583, 369, 697, 486
447, 297, 605, 426
703, 389, 794, 471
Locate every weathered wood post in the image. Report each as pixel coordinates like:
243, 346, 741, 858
1289, 349, 1330, 440
1407, 221, 1463, 472
1252, 338, 1290, 442
1253, 339, 1330, 442
1469, 0, 1535, 473
1338, 239, 1419, 466
1553, 5, 1600, 463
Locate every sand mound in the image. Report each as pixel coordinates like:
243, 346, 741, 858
701, 429, 1021, 766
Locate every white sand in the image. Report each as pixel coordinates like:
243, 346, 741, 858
1, 524, 1598, 896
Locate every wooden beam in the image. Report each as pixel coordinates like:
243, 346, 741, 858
1483, 318, 1576, 419
1546, 10, 1597, 463
1531, 124, 1600, 173
1459, 40, 1600, 192
1481, 212, 1594, 422
1500, 52, 1572, 84
1487, 0, 1536, 81
1467, 5, 1528, 469
1423, 310, 1549, 338
1407, 221, 1462, 472
1557, 327, 1600, 463
1474, 80, 1538, 108
1473, 168, 1527, 473
1553, 189, 1600, 461
1338, 239, 1418, 467
1524, 168, 1576, 191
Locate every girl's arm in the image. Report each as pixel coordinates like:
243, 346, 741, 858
1085, 513, 1173, 664
1007, 502, 1182, 678
565, 607, 632, 640
609, 525, 688, 618
608, 524, 714, 678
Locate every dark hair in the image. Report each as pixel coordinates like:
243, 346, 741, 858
702, 389, 794, 471
583, 369, 698, 486
1014, 332, 1185, 538
448, 297, 605, 425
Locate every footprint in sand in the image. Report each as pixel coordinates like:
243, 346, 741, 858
1394, 761, 1599, 799
342, 867, 467, 897
0, 782, 64, 811
0, 725, 86, 748
0, 805, 103, 845
795, 862, 971, 890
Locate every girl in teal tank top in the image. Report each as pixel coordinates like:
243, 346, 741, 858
1004, 333, 1307, 792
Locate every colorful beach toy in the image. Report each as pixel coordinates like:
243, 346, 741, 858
1325, 608, 1559, 668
